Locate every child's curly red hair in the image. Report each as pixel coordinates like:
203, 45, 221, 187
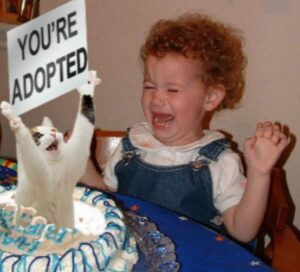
140, 13, 247, 109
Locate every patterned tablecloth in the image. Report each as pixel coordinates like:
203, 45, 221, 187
0, 158, 17, 186
112, 193, 274, 272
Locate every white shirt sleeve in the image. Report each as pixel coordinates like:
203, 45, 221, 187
103, 142, 123, 190
210, 149, 246, 214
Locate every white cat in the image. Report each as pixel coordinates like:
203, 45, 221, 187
0, 71, 101, 228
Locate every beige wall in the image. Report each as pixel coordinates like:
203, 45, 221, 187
1, 0, 299, 228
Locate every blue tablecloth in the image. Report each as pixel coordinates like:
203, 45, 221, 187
111, 193, 273, 272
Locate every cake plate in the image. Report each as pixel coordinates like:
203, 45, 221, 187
123, 211, 180, 272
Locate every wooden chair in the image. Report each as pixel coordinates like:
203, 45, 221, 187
90, 129, 127, 174
255, 168, 300, 271
90, 129, 300, 271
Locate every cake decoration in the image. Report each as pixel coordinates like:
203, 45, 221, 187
0, 185, 138, 271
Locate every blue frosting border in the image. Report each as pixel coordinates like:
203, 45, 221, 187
0, 185, 137, 271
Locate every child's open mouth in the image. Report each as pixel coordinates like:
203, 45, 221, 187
153, 113, 174, 128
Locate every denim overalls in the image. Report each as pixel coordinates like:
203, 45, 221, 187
116, 136, 230, 233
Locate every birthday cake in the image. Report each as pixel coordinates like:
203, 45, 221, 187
0, 184, 138, 271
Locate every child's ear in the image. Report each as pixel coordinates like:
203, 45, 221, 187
204, 85, 225, 111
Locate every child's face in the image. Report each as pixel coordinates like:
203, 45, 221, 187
142, 54, 212, 146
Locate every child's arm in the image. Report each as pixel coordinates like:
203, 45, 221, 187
78, 158, 109, 191
78, 158, 116, 191
223, 122, 289, 242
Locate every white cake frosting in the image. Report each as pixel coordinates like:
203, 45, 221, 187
0, 185, 138, 271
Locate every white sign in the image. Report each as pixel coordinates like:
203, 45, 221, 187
7, 0, 88, 115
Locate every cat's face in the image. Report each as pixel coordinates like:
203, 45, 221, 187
31, 125, 64, 160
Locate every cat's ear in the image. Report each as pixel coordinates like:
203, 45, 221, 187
42, 116, 53, 127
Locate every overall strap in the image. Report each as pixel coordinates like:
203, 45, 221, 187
198, 138, 230, 161
191, 138, 230, 170
121, 134, 137, 152
120, 133, 137, 164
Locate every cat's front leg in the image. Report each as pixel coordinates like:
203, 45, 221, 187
0, 101, 22, 132
75, 70, 101, 125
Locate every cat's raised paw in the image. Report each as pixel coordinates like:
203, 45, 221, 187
1, 100, 12, 112
1, 101, 15, 119
1, 101, 22, 130
77, 70, 101, 96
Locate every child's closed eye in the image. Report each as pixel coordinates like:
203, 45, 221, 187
167, 89, 179, 93
144, 86, 155, 90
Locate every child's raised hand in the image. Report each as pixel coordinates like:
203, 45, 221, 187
244, 122, 289, 177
